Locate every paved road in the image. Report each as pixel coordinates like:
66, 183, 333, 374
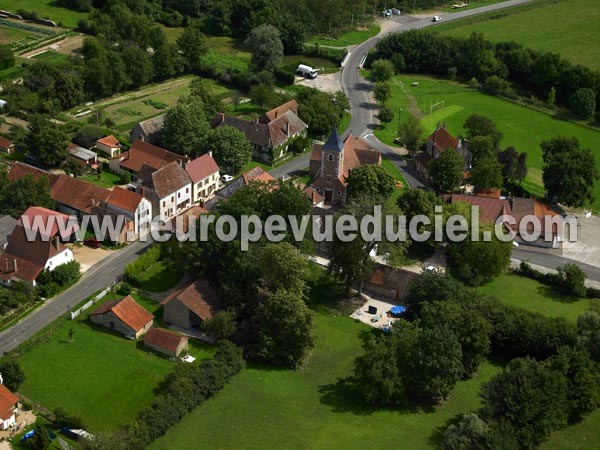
0, 239, 153, 355
513, 249, 600, 282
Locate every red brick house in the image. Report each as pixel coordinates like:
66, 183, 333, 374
308, 128, 381, 205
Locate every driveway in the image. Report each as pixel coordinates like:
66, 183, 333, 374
562, 214, 600, 267
70, 244, 113, 273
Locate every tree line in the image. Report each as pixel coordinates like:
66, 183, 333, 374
374, 30, 600, 122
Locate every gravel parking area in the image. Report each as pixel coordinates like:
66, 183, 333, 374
295, 72, 342, 94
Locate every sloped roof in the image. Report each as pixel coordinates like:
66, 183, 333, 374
18, 206, 78, 239
8, 162, 57, 185
96, 135, 120, 148
427, 127, 459, 153
135, 114, 165, 136
322, 127, 344, 152
0, 135, 14, 150
217, 167, 276, 199
120, 140, 188, 174
151, 161, 191, 198
185, 153, 220, 183
144, 327, 187, 353
90, 295, 154, 333
0, 215, 17, 247
69, 146, 97, 161
161, 279, 219, 321
261, 99, 299, 123
0, 384, 18, 421
106, 186, 144, 214
50, 175, 110, 215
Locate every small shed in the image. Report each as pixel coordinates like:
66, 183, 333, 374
89, 295, 154, 339
144, 327, 189, 357
68, 145, 98, 167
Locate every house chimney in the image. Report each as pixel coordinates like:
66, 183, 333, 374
13, 258, 17, 273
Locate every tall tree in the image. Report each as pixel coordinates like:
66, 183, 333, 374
201, 126, 253, 174
498, 146, 527, 185
162, 97, 209, 156
541, 136, 598, 207
20, 115, 68, 168
396, 115, 423, 156
468, 135, 495, 163
373, 81, 392, 105
470, 155, 503, 191
429, 149, 465, 194
177, 26, 207, 72
371, 59, 395, 82
255, 243, 309, 295
345, 165, 395, 202
569, 88, 596, 120
153, 44, 185, 81
0, 44, 15, 70
244, 24, 284, 73
463, 114, 503, 148
121, 45, 154, 88
252, 288, 314, 367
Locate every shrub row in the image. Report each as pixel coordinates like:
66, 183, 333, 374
518, 261, 598, 298
124, 245, 161, 286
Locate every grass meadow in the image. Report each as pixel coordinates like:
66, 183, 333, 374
0, 1, 88, 28
375, 75, 600, 209
432, 0, 600, 70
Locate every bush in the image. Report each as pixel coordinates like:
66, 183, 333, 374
124, 245, 161, 286
119, 171, 132, 185
569, 87, 596, 119
371, 59, 395, 82
274, 67, 295, 85
117, 282, 132, 295
49, 261, 81, 286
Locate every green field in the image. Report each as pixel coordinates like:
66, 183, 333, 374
442, 0, 509, 13
478, 273, 590, 322
135, 261, 183, 292
376, 75, 600, 208
0, 1, 88, 28
149, 269, 503, 450
81, 170, 123, 189
17, 292, 214, 431
381, 155, 409, 203
541, 408, 600, 449
281, 55, 340, 75
432, 0, 600, 70
307, 24, 380, 47
18, 294, 172, 431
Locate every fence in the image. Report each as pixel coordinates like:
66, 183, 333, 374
70, 286, 111, 320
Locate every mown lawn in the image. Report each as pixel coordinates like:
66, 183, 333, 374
375, 75, 600, 208
136, 261, 183, 293
541, 408, 600, 449
478, 272, 590, 323
442, 0, 508, 13
0, 1, 88, 28
432, 0, 600, 71
149, 269, 503, 450
381, 155, 409, 203
307, 24, 380, 47
18, 294, 173, 431
80, 170, 123, 188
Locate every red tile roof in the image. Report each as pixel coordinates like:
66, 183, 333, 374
90, 295, 154, 333
50, 175, 110, 215
185, 153, 220, 183
120, 140, 188, 174
106, 187, 144, 214
261, 99, 299, 123
151, 161, 191, 199
144, 327, 187, 353
18, 206, 78, 239
161, 280, 219, 321
96, 135, 120, 148
427, 127, 459, 153
242, 166, 276, 185
0, 384, 18, 421
8, 162, 57, 185
0, 136, 14, 150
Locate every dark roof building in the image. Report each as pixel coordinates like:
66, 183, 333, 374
129, 114, 166, 145
0, 215, 17, 249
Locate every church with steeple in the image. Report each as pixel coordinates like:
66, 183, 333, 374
308, 128, 382, 206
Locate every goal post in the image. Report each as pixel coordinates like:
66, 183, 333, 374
429, 100, 445, 114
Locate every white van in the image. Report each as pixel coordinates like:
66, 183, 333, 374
432, 16, 442, 22
297, 64, 318, 79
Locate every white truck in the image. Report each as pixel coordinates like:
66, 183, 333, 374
296, 64, 318, 79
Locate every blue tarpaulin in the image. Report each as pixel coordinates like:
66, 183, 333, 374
390, 305, 406, 315
21, 430, 35, 441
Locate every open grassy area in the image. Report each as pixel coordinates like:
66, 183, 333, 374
307, 24, 380, 47
441, 0, 508, 13
135, 261, 183, 293
17, 293, 173, 431
541, 408, 600, 449
149, 268, 503, 450
432, 0, 600, 71
375, 74, 600, 208
381, 155, 409, 203
0, 1, 88, 28
478, 272, 590, 322
80, 170, 123, 189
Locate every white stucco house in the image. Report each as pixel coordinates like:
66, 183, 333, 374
148, 161, 192, 222
185, 153, 221, 204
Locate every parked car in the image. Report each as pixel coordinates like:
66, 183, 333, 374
382, 10, 392, 17
221, 174, 234, 183
391, 8, 401, 15
84, 238, 101, 249
432, 16, 442, 22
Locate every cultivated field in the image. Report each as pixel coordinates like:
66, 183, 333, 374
17, 293, 212, 431
432, 0, 600, 70
0, 1, 88, 29
376, 75, 600, 209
